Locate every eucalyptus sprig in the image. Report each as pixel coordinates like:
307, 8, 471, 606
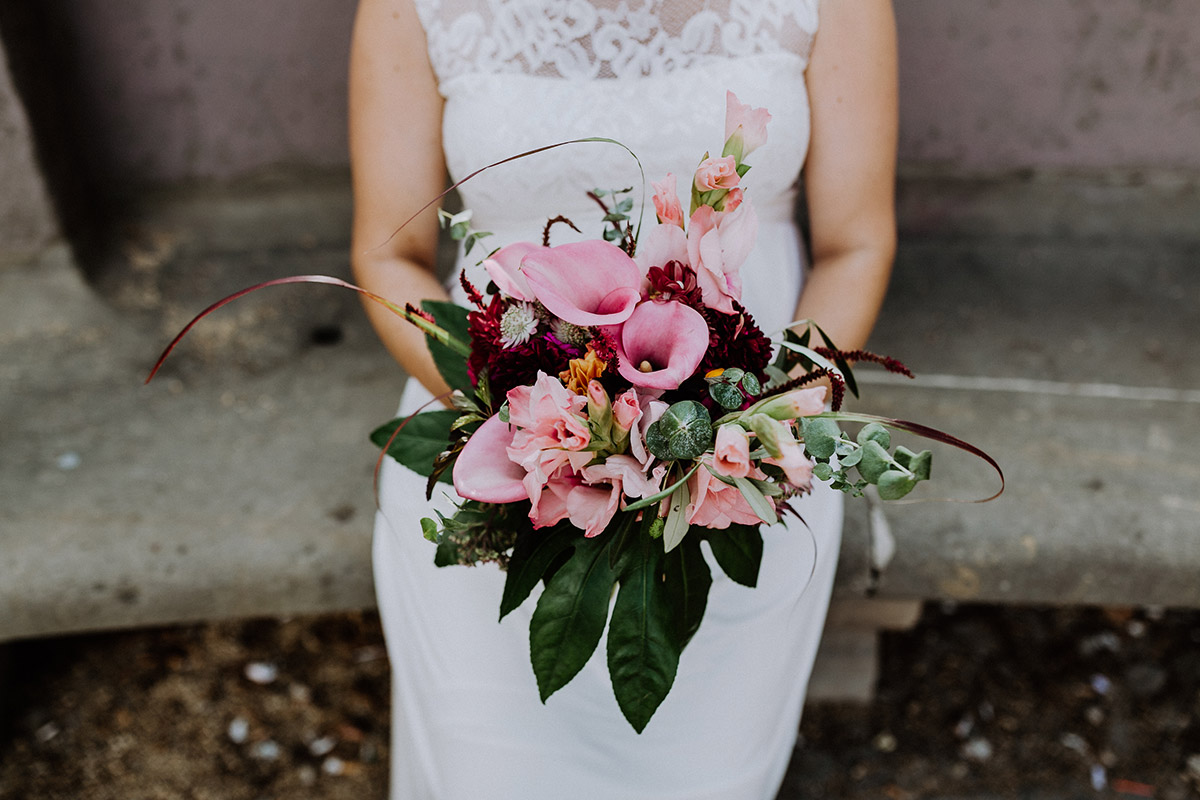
801, 418, 932, 500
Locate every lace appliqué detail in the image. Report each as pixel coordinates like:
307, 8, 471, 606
414, 0, 818, 84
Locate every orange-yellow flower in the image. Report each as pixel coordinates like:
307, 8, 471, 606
559, 346, 607, 394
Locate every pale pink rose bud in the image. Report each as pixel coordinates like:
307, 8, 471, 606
612, 389, 642, 432
752, 386, 828, 421
712, 424, 752, 479
724, 91, 772, 161
741, 413, 789, 459
693, 155, 740, 193
651, 174, 685, 228
765, 437, 815, 491
720, 187, 744, 212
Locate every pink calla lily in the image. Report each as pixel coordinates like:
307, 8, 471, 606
452, 414, 528, 503
482, 241, 542, 301
614, 300, 710, 390
519, 240, 642, 326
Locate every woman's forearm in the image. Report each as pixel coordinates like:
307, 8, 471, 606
353, 254, 454, 399
793, 243, 894, 353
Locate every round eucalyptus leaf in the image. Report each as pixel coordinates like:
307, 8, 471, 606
739, 372, 761, 396
857, 440, 892, 484
812, 462, 834, 481
709, 381, 744, 410
857, 422, 891, 449
645, 421, 674, 461
838, 446, 863, 468
658, 400, 714, 461
877, 469, 918, 500
800, 417, 841, 460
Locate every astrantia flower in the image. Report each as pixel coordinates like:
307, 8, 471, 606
499, 302, 538, 348
552, 319, 591, 348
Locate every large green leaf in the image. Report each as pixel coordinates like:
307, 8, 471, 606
420, 299, 472, 394
607, 533, 679, 733
706, 523, 763, 588
529, 534, 618, 703
499, 525, 578, 620
369, 409, 459, 480
662, 534, 712, 650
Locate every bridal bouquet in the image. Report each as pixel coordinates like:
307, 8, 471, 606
367, 93, 983, 732
150, 93, 998, 734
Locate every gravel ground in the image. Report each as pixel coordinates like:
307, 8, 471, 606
2, 604, 1198, 800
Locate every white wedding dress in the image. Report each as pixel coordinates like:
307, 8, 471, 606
372, 1, 843, 797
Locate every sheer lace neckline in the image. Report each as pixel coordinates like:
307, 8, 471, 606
414, 0, 818, 84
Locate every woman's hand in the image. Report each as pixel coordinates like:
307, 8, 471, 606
349, 0, 453, 399
797, 0, 899, 352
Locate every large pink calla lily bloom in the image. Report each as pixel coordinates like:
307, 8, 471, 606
452, 414, 528, 503
520, 240, 642, 326
481, 241, 542, 301
614, 300, 710, 390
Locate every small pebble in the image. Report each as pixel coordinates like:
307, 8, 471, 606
355, 645, 386, 663
1144, 605, 1165, 621
872, 732, 897, 753
298, 765, 318, 787
1085, 706, 1105, 726
953, 716, 974, 740
1090, 674, 1112, 696
961, 737, 993, 763
1186, 753, 1200, 780
322, 756, 346, 776
1060, 732, 1089, 755
308, 736, 336, 757
250, 739, 282, 761
1126, 619, 1147, 638
56, 452, 81, 471
949, 762, 970, 780
244, 662, 278, 685
289, 683, 311, 704
1090, 763, 1108, 791
34, 722, 61, 744
977, 700, 995, 722
1126, 662, 1167, 697
227, 717, 250, 744
1078, 632, 1121, 656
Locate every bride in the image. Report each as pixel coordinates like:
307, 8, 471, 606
348, 0, 897, 797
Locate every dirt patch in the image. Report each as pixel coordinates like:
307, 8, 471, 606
2, 605, 1198, 799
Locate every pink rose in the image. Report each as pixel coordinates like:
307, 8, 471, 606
612, 299, 710, 390
519, 240, 641, 326
693, 155, 740, 192
711, 424, 752, 479
652, 173, 685, 228
724, 91, 772, 160
686, 466, 768, 528
686, 202, 758, 314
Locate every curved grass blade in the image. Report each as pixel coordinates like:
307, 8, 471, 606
145, 274, 469, 384
371, 137, 648, 257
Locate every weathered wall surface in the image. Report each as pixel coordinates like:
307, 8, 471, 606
0, 44, 59, 265
27, 0, 1200, 188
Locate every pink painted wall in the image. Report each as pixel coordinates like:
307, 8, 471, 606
48, 0, 1200, 185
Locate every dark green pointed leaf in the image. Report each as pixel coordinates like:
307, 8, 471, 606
420, 300, 472, 393
705, 523, 763, 588
369, 410, 459, 478
529, 535, 618, 702
607, 534, 679, 733
500, 525, 578, 620
662, 535, 712, 650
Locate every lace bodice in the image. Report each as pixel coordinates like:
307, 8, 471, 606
414, 0, 817, 82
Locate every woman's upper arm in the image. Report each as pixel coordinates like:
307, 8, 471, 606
804, 0, 898, 264
348, 0, 446, 273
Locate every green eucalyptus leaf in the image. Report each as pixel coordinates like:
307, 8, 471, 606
529, 534, 619, 703
709, 381, 744, 410
721, 368, 745, 383
740, 372, 761, 396
857, 440, 893, 484
369, 410, 459, 480
658, 401, 713, 461
812, 462, 834, 481
838, 446, 863, 468
877, 469, 918, 500
645, 420, 673, 461
857, 422, 891, 450
800, 417, 841, 460
894, 446, 933, 482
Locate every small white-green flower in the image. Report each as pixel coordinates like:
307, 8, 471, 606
500, 302, 538, 348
